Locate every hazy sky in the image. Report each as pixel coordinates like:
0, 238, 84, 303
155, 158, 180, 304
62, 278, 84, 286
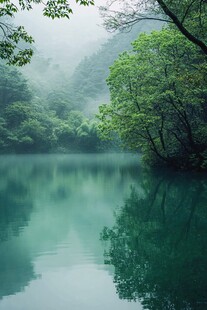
15, 0, 109, 70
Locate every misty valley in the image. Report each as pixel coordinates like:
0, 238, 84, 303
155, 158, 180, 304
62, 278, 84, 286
0, 19, 160, 155
0, 0, 207, 309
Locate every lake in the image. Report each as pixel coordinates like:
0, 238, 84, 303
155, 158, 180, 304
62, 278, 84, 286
0, 154, 206, 310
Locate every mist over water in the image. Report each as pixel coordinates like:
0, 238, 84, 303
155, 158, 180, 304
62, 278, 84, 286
0, 154, 142, 310
0, 154, 206, 309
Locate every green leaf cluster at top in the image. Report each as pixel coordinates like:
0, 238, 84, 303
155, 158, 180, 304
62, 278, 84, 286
43, 0, 73, 19
0, 0, 94, 65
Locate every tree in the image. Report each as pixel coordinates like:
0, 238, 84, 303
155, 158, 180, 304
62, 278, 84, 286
76, 119, 100, 151
0, 63, 32, 107
0, 0, 94, 65
97, 28, 207, 170
1, 101, 53, 152
47, 91, 73, 119
100, 0, 207, 55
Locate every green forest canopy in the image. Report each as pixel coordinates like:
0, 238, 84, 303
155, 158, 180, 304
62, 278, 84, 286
97, 0, 207, 170
98, 27, 207, 170
0, 61, 100, 154
0, 19, 164, 154
0, 0, 207, 172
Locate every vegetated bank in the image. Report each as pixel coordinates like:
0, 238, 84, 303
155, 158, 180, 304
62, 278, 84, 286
98, 26, 207, 171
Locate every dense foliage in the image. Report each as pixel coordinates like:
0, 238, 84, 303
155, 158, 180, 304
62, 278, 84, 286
1, 2, 206, 163
0, 62, 100, 153
98, 27, 207, 170
1, 21, 161, 154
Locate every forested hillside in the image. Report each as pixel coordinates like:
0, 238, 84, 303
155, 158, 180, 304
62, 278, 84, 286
69, 20, 162, 114
0, 20, 161, 154
0, 60, 99, 154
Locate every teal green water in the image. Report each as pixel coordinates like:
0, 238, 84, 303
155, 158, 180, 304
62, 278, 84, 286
0, 154, 206, 310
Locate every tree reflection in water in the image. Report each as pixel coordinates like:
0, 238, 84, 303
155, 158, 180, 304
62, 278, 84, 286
101, 171, 207, 310
0, 167, 36, 299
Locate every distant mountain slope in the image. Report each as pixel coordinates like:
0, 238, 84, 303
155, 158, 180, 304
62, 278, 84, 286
69, 20, 162, 114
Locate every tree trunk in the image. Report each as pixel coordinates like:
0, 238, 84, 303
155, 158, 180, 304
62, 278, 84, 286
157, 0, 207, 55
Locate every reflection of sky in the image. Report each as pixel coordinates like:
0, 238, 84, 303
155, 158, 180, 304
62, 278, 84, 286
0, 266, 141, 310
0, 154, 143, 310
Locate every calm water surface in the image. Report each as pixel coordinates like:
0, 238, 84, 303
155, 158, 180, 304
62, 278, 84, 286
0, 154, 206, 310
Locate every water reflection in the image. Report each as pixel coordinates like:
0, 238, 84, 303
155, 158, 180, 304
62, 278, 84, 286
0, 154, 141, 310
0, 162, 36, 299
101, 170, 207, 310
